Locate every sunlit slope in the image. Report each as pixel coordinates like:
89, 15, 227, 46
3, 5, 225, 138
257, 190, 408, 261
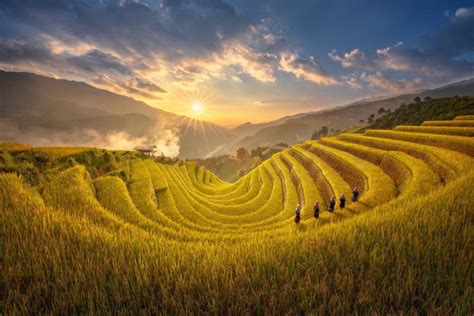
2, 117, 473, 238
1, 117, 473, 313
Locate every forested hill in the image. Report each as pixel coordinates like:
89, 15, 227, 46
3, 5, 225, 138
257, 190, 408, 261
368, 96, 474, 130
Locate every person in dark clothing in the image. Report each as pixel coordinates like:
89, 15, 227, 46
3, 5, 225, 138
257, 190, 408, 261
313, 201, 320, 219
328, 196, 336, 213
294, 204, 301, 223
352, 187, 359, 202
339, 193, 346, 209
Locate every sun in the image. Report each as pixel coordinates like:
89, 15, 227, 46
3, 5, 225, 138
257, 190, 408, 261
192, 102, 203, 113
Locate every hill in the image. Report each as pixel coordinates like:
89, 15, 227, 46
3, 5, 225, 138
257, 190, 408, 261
368, 95, 474, 129
231, 112, 313, 138
196, 155, 260, 182
219, 78, 474, 154
0, 70, 237, 158
2, 70, 473, 159
1, 115, 473, 313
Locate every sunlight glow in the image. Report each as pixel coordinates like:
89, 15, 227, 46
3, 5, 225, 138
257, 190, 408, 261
192, 102, 203, 113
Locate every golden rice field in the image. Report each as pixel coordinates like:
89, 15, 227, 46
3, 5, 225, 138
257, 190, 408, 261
1, 116, 473, 313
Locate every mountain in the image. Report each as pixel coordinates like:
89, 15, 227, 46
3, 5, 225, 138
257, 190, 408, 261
367, 95, 474, 129
0, 70, 237, 158
0, 70, 174, 121
231, 112, 312, 138
3, 70, 472, 159
177, 117, 239, 159
217, 78, 474, 155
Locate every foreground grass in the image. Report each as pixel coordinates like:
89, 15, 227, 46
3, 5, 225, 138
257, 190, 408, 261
1, 171, 472, 314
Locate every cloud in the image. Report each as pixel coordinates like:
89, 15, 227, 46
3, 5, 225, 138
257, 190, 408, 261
430, 7, 474, 57
340, 73, 363, 89
0, 39, 170, 100
332, 42, 473, 91
329, 49, 377, 71
152, 128, 180, 157
134, 78, 166, 93
165, 31, 280, 88
0, 0, 249, 60
0, 39, 52, 63
0, 0, 300, 103
66, 49, 131, 75
0, 122, 181, 157
330, 7, 474, 92
331, 42, 473, 79
0, 0, 256, 94
91, 73, 165, 100
279, 53, 337, 85
455, 7, 474, 19
219, 43, 277, 83
360, 72, 424, 92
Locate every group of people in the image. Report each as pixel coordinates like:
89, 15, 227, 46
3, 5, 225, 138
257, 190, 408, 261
294, 187, 360, 223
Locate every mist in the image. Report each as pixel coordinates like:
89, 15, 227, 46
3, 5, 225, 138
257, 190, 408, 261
0, 123, 181, 158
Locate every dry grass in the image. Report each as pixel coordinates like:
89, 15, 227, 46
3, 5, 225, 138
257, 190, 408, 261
1, 117, 473, 313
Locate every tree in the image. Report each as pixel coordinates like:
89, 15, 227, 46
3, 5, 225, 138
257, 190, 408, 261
236, 147, 250, 161
367, 114, 375, 124
251, 146, 268, 158
320, 126, 328, 137
311, 126, 329, 140
424, 96, 431, 100
414, 96, 421, 103
359, 119, 365, 123
377, 107, 386, 115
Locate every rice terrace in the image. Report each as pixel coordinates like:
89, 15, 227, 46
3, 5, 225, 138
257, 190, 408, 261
1, 0, 474, 314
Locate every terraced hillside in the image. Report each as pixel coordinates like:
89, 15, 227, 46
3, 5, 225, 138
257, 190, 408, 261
1, 115, 473, 313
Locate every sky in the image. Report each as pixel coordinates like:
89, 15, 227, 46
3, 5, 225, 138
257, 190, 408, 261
0, 0, 473, 126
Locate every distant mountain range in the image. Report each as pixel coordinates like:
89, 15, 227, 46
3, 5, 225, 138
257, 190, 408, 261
1, 70, 473, 158
0, 71, 237, 158
216, 78, 474, 155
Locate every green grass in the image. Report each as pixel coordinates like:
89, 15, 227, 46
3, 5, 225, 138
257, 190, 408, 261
367, 95, 474, 129
0, 142, 33, 151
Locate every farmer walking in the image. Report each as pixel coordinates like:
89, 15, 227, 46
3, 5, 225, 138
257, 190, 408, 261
352, 187, 360, 202
328, 196, 336, 213
313, 201, 320, 219
339, 193, 346, 209
294, 204, 301, 223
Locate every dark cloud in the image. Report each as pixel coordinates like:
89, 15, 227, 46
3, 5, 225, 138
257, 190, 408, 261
0, 0, 264, 94
134, 78, 166, 93
92, 73, 164, 100
0, 39, 52, 63
123, 85, 162, 100
3, 0, 471, 101
428, 7, 474, 57
67, 50, 131, 75
0, 39, 134, 77
330, 7, 474, 92
0, 0, 249, 60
